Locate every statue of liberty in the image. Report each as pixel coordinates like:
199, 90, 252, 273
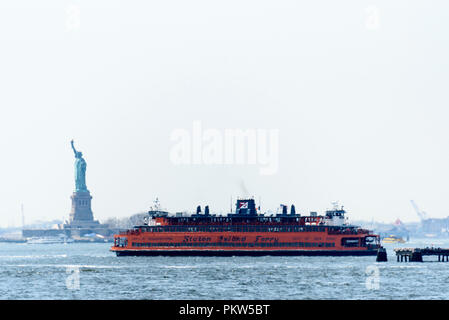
71, 140, 88, 192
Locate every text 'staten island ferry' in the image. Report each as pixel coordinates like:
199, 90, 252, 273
110, 198, 381, 256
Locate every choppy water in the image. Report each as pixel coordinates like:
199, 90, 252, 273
1, 238, 449, 299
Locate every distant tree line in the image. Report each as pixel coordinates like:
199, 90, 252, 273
103, 212, 148, 229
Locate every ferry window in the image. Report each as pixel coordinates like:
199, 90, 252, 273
341, 238, 360, 247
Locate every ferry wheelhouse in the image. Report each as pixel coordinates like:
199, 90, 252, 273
111, 199, 380, 256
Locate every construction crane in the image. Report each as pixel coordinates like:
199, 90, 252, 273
410, 200, 428, 221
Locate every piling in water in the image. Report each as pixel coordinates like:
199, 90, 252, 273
410, 250, 423, 262
376, 247, 387, 262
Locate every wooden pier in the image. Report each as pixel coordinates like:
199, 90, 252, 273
394, 247, 449, 262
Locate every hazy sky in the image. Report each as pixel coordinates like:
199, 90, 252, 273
1, 0, 448, 227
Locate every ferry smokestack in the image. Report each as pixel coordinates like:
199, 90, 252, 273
205, 206, 210, 216
282, 205, 287, 215
196, 205, 201, 214
291, 205, 296, 215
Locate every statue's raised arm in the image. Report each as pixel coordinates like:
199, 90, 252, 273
71, 140, 78, 156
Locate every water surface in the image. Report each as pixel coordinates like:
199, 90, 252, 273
1, 238, 447, 299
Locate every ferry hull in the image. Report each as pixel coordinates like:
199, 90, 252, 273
112, 249, 378, 257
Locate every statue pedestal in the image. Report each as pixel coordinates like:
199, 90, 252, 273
68, 190, 100, 228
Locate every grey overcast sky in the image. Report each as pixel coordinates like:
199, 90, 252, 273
0, 0, 448, 227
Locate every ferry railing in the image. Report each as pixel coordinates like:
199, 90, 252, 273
120, 225, 330, 233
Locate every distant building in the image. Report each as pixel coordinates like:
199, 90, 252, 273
421, 217, 449, 235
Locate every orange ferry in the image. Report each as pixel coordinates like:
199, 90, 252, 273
111, 198, 380, 256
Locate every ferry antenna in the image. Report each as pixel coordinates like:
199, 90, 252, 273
230, 196, 233, 213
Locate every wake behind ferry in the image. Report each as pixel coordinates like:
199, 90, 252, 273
111, 198, 380, 256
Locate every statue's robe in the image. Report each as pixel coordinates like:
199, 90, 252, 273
74, 158, 87, 191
